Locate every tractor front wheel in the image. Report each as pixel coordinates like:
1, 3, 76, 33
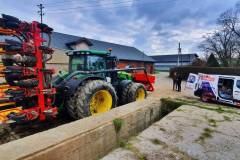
66, 80, 117, 120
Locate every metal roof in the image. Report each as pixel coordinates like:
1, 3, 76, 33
151, 54, 198, 63
50, 32, 155, 62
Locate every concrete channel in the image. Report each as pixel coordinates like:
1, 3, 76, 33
0, 97, 180, 160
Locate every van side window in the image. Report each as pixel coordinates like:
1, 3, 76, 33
237, 80, 240, 89
187, 75, 196, 83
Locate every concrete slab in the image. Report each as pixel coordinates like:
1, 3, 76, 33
0, 97, 162, 160
102, 105, 240, 160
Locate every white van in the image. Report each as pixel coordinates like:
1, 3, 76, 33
186, 73, 240, 106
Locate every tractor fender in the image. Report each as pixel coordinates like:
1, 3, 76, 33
119, 80, 133, 87
64, 75, 104, 98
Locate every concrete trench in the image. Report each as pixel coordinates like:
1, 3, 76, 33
0, 97, 178, 160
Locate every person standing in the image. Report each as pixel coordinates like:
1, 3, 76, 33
172, 72, 177, 91
176, 73, 182, 92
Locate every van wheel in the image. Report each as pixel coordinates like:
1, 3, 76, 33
201, 94, 208, 102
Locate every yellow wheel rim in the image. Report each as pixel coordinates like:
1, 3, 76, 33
136, 88, 145, 101
89, 90, 112, 115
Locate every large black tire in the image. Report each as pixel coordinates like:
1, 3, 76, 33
15, 79, 39, 88
66, 80, 117, 120
127, 83, 147, 103
120, 82, 133, 105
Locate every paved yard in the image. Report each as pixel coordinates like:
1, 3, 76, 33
149, 72, 194, 99
102, 104, 240, 160
102, 73, 240, 160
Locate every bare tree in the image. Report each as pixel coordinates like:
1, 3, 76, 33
218, 8, 240, 38
199, 28, 236, 67
200, 3, 240, 67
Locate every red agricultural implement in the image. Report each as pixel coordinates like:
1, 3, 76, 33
133, 73, 155, 91
0, 14, 56, 123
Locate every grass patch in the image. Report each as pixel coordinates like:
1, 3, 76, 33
123, 141, 148, 160
113, 118, 124, 133
197, 128, 214, 143
159, 127, 166, 132
117, 138, 129, 148
176, 108, 184, 112
208, 119, 217, 127
150, 138, 161, 145
215, 107, 224, 113
165, 98, 240, 116
223, 115, 232, 121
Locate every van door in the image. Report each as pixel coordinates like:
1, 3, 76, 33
233, 79, 240, 101
217, 77, 234, 105
186, 73, 198, 91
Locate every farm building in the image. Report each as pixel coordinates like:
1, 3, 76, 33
47, 32, 155, 73
151, 53, 198, 71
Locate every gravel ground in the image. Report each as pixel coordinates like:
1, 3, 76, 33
149, 72, 195, 99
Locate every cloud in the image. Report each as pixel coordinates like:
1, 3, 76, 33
0, 0, 239, 56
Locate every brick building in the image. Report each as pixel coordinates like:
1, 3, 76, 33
47, 32, 155, 73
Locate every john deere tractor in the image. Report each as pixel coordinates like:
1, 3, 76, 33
53, 50, 152, 120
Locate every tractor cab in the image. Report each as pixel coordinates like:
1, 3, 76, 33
67, 50, 116, 72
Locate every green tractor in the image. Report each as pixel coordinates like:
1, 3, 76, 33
53, 50, 150, 120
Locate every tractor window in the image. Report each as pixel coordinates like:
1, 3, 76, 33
86, 56, 106, 71
71, 56, 85, 71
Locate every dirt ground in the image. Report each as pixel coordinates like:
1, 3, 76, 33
149, 72, 194, 99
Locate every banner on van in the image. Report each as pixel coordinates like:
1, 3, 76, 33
199, 73, 215, 82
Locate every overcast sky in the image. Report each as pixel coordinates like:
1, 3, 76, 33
0, 0, 239, 55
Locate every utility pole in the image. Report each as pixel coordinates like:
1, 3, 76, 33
177, 42, 182, 66
37, 4, 44, 24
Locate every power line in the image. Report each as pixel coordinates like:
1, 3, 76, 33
43, 0, 99, 6
45, 0, 149, 11
46, 0, 167, 14
43, 0, 79, 6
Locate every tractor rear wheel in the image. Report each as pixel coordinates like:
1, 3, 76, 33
122, 83, 147, 104
66, 80, 117, 120
120, 82, 133, 105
